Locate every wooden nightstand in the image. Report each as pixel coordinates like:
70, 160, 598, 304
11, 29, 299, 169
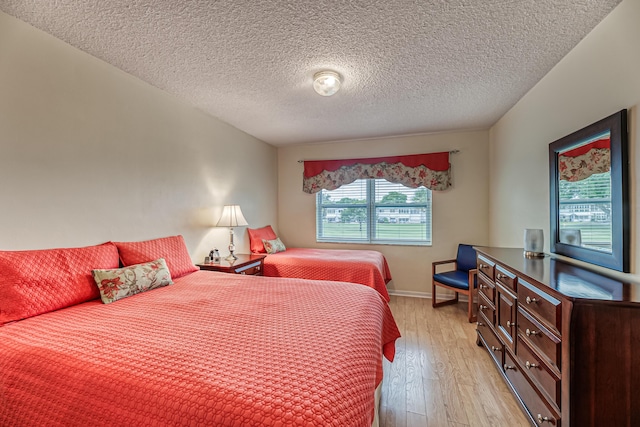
197, 254, 266, 276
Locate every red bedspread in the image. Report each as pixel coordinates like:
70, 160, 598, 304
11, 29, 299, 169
262, 248, 392, 301
0, 271, 400, 427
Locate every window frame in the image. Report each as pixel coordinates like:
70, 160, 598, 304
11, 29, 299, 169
315, 179, 432, 246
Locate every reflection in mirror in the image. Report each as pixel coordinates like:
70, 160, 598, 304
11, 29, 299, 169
549, 109, 629, 272
557, 132, 611, 253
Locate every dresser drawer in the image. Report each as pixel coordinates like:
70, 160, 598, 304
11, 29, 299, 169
478, 292, 495, 325
518, 279, 561, 333
504, 352, 561, 427
517, 307, 561, 371
496, 285, 517, 352
477, 255, 495, 281
495, 265, 517, 291
478, 274, 495, 304
516, 336, 561, 410
477, 312, 503, 367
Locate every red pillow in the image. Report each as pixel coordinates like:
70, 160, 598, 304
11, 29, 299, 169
247, 225, 277, 253
0, 242, 120, 325
114, 235, 198, 279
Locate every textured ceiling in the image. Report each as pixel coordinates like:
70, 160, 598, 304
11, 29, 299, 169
0, 1, 621, 146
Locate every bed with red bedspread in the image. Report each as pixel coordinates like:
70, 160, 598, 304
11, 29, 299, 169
262, 248, 392, 301
0, 237, 400, 427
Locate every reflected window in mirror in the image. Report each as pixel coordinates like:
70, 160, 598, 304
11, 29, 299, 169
557, 132, 611, 253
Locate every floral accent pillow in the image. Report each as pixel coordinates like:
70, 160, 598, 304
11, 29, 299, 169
92, 258, 173, 304
262, 238, 286, 254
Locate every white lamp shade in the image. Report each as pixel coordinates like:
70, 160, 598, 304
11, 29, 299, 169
216, 205, 249, 227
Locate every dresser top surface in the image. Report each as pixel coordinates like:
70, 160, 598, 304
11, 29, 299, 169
475, 247, 640, 304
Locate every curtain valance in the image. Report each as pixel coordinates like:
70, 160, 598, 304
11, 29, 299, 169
558, 137, 610, 182
303, 152, 451, 194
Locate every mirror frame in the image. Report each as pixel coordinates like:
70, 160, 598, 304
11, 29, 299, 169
549, 109, 629, 272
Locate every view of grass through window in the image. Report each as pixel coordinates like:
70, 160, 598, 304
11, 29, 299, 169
558, 171, 612, 251
316, 179, 432, 245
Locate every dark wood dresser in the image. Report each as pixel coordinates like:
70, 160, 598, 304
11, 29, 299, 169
474, 247, 640, 427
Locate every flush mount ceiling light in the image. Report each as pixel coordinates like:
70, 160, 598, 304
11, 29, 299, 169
313, 71, 342, 96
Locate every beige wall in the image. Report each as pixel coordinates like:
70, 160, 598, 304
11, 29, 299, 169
489, 0, 639, 282
0, 12, 278, 261
277, 131, 490, 295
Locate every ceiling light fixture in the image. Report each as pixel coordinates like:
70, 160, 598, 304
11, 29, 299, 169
313, 71, 342, 96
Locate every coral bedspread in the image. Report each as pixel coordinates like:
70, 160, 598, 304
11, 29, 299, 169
262, 248, 392, 301
0, 271, 400, 427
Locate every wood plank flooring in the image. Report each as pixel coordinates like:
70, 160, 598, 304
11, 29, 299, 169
379, 296, 530, 427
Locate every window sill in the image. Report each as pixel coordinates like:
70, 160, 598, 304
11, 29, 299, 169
316, 239, 431, 247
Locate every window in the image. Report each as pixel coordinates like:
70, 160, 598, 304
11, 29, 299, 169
316, 179, 432, 245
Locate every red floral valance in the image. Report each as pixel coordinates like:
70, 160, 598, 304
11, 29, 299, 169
303, 152, 451, 194
558, 137, 610, 182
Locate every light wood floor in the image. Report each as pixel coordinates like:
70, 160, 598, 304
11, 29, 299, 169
379, 296, 530, 427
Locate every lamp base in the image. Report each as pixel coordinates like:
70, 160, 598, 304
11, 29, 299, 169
226, 227, 238, 262
523, 251, 545, 258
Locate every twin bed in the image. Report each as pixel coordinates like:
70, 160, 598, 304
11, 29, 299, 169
0, 236, 400, 426
261, 248, 392, 301
247, 225, 393, 301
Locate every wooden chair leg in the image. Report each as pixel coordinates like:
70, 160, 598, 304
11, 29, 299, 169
469, 270, 478, 322
467, 290, 477, 323
432, 283, 460, 308
432, 282, 436, 308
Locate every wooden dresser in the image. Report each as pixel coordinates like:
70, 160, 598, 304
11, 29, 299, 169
474, 247, 640, 427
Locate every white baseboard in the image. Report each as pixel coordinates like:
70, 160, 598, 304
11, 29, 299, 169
388, 290, 431, 299
388, 289, 472, 302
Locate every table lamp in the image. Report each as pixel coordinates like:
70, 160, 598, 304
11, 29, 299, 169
216, 205, 249, 261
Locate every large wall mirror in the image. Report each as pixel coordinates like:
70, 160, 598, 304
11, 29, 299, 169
549, 109, 629, 272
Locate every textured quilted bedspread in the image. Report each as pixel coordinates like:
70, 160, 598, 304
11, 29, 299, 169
262, 248, 392, 301
0, 271, 400, 427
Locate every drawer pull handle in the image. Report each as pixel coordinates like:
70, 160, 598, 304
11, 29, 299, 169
479, 305, 488, 311
526, 296, 538, 304
477, 321, 484, 326
256, 266, 261, 271
526, 328, 538, 337
525, 361, 538, 370
240, 272, 246, 275
491, 346, 501, 352
479, 284, 486, 289
506, 320, 514, 328
537, 414, 552, 424
496, 273, 504, 279
503, 364, 516, 371
479, 263, 487, 269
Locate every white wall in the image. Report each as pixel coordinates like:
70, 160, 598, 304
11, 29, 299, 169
489, 0, 639, 281
277, 130, 490, 295
0, 11, 278, 261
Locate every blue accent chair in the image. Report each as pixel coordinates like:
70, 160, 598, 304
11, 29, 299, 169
432, 244, 478, 322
